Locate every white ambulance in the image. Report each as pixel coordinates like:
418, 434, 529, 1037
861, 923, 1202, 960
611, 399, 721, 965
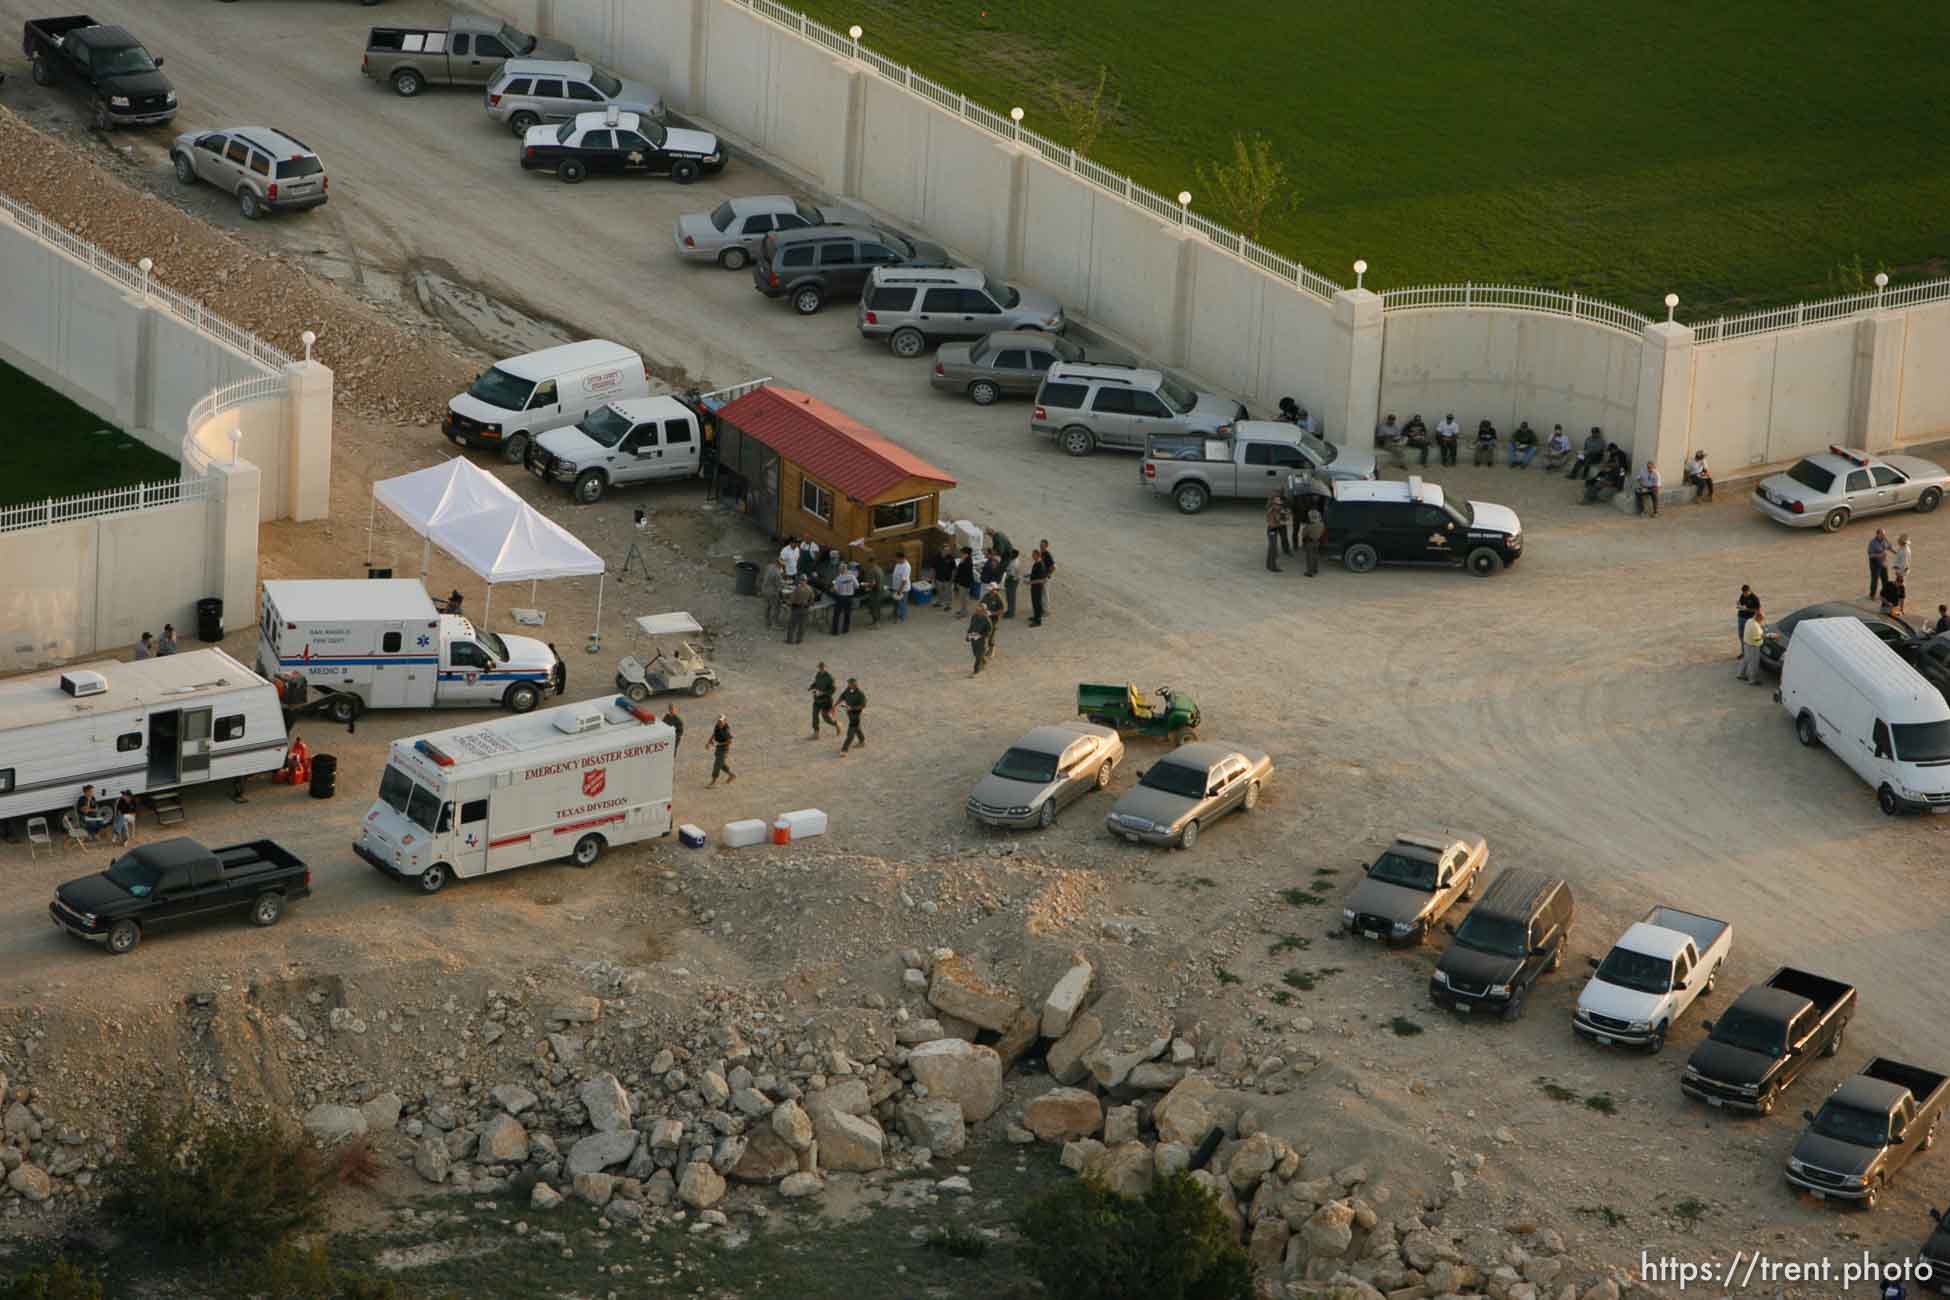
354, 695, 675, 893
257, 579, 565, 720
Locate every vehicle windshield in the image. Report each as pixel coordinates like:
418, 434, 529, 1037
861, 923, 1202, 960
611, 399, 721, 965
1300, 431, 1338, 464
93, 45, 158, 76
882, 233, 917, 259
982, 276, 1022, 309
378, 764, 415, 815
968, 338, 993, 365
1811, 1102, 1892, 1147
500, 24, 538, 55
554, 122, 575, 144
467, 366, 535, 411
1367, 851, 1438, 891
1446, 500, 1477, 527
1453, 913, 1527, 958
1051, 336, 1085, 363
1786, 459, 1837, 494
1594, 946, 1673, 994
579, 405, 632, 447
406, 783, 441, 833
105, 854, 164, 898
1709, 1006, 1784, 1055
1894, 720, 1950, 761
991, 747, 1058, 784
591, 70, 623, 97
275, 157, 323, 179
1139, 761, 1210, 799
709, 200, 736, 232
795, 201, 823, 224
480, 631, 510, 661
1158, 377, 1196, 414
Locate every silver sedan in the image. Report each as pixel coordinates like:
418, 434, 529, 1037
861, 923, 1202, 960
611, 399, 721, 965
931, 331, 1086, 406
672, 195, 867, 270
1750, 445, 1950, 532
1104, 742, 1274, 849
967, 723, 1124, 829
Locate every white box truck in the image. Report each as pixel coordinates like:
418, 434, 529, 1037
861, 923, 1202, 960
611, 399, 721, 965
354, 695, 675, 892
442, 339, 650, 465
0, 649, 287, 824
256, 579, 565, 720
1780, 615, 1950, 814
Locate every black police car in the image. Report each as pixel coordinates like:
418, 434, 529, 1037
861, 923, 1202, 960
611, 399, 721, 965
520, 109, 724, 185
1324, 476, 1524, 576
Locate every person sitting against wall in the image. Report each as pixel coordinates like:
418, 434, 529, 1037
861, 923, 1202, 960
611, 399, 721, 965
1684, 449, 1715, 501
1276, 396, 1301, 424
1472, 420, 1499, 466
1583, 448, 1629, 504
1568, 427, 1606, 480
1402, 414, 1431, 465
1375, 414, 1407, 468
1542, 425, 1572, 471
1508, 421, 1540, 468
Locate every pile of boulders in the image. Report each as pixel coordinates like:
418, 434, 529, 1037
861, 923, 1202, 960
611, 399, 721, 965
0, 1075, 76, 1213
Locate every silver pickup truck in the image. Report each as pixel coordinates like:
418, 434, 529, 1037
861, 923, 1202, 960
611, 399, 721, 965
1142, 422, 1377, 514
361, 16, 572, 97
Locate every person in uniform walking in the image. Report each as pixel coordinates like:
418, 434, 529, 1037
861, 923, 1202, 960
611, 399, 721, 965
1028, 548, 1050, 627
967, 605, 993, 674
1265, 492, 1288, 572
706, 715, 736, 786
838, 677, 867, 755
661, 703, 683, 750
1301, 509, 1325, 577
1738, 608, 1767, 684
786, 577, 814, 644
981, 583, 1005, 659
808, 662, 837, 737
760, 557, 786, 630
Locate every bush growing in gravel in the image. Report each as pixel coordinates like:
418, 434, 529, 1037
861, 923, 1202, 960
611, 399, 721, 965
107, 1106, 329, 1259
1018, 1171, 1250, 1300
2, 1258, 104, 1300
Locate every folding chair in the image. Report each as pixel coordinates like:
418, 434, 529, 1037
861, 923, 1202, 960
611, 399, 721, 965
60, 812, 90, 852
25, 817, 52, 860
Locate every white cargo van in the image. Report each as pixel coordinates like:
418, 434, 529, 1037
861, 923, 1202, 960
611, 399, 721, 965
256, 579, 565, 719
442, 339, 650, 464
354, 695, 675, 892
1779, 616, 1950, 814
527, 394, 705, 503
0, 649, 287, 823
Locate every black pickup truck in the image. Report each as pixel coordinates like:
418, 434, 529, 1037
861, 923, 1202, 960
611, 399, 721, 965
22, 15, 176, 130
1787, 1058, 1948, 1210
50, 837, 309, 956
1680, 966, 1856, 1115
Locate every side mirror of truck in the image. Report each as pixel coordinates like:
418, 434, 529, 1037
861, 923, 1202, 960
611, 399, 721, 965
1585, 956, 1600, 969
1930, 1206, 1944, 1224
1891, 1133, 1906, 1145
1803, 1109, 1817, 1123
1673, 979, 1688, 991
154, 55, 165, 67
1700, 1019, 1715, 1033
1531, 944, 1551, 958
1441, 921, 1456, 936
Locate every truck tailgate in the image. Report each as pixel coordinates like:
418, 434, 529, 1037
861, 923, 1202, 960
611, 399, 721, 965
1644, 906, 1730, 957
1861, 1057, 1950, 1109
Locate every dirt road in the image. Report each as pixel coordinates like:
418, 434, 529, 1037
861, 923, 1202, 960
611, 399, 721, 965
1, 1, 1948, 1281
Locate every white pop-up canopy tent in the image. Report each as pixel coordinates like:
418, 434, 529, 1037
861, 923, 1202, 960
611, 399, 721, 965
365, 458, 607, 636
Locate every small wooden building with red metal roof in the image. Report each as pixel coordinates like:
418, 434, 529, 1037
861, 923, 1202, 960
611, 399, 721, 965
707, 383, 957, 563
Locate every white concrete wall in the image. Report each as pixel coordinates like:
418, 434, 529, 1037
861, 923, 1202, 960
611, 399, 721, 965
1687, 320, 1857, 470
1896, 299, 1950, 442
1378, 309, 1644, 450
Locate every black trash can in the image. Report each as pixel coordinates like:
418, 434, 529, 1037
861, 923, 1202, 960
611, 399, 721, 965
196, 597, 224, 643
308, 753, 337, 800
734, 560, 760, 595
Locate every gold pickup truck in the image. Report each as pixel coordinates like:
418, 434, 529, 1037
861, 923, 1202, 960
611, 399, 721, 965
361, 15, 572, 98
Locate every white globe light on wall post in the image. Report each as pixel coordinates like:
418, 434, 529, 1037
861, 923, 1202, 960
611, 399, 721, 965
1353, 259, 1368, 290
1010, 105, 1023, 143
1664, 292, 1679, 323
137, 256, 153, 301
228, 426, 242, 466
1874, 270, 1889, 306
848, 24, 862, 60
301, 329, 316, 364
1176, 191, 1191, 227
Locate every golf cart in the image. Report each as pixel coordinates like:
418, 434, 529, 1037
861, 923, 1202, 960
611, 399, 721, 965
1077, 682, 1201, 744
616, 612, 720, 700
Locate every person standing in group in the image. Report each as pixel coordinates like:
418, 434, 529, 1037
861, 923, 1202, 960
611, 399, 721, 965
830, 563, 857, 635
1634, 461, 1662, 516
1265, 492, 1287, 572
786, 578, 814, 644
1435, 413, 1460, 466
779, 536, 800, 582
661, 703, 683, 751
890, 548, 912, 623
1003, 548, 1024, 619
1881, 567, 1908, 618
838, 677, 867, 755
1868, 528, 1890, 598
967, 604, 993, 674
158, 625, 178, 656
1736, 584, 1761, 658
1039, 540, 1057, 611
760, 557, 786, 631
933, 545, 957, 614
808, 662, 837, 738
798, 538, 820, 584
1935, 604, 1950, 634
1738, 608, 1767, 684
1892, 533, 1913, 590
860, 555, 886, 626
953, 547, 976, 615
706, 715, 736, 786
1300, 509, 1325, 577
135, 632, 154, 660
1028, 548, 1050, 627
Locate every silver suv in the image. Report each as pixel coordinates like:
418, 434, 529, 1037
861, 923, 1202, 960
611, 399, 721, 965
169, 126, 327, 219
1031, 363, 1245, 456
857, 266, 1065, 358
485, 59, 662, 136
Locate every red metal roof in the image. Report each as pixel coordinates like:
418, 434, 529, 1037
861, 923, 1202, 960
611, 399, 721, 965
717, 385, 956, 502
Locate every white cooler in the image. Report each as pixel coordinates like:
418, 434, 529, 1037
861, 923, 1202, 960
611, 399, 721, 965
721, 818, 770, 848
775, 808, 828, 840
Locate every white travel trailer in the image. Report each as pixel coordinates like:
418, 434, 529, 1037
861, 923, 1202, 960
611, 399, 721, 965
0, 649, 288, 823
354, 695, 675, 893
1780, 615, 1950, 814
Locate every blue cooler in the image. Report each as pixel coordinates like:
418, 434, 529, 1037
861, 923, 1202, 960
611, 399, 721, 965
677, 823, 707, 849
910, 581, 935, 607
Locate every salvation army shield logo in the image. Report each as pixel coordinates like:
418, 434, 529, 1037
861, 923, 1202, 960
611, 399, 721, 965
582, 768, 607, 798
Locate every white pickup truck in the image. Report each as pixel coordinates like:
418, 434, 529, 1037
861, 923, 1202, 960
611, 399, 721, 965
1572, 905, 1732, 1053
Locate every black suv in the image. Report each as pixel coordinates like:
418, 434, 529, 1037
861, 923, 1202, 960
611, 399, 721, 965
1430, 868, 1574, 1021
1325, 476, 1523, 576
750, 225, 949, 315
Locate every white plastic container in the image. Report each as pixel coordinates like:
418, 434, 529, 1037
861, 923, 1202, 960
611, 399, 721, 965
721, 818, 770, 849
953, 520, 983, 553
776, 808, 829, 840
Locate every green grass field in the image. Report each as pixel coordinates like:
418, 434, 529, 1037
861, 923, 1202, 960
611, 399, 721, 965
0, 359, 178, 508
795, 0, 1949, 317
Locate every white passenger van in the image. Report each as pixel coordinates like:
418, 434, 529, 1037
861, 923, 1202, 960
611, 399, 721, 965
442, 339, 650, 464
1779, 616, 1950, 814
354, 695, 675, 893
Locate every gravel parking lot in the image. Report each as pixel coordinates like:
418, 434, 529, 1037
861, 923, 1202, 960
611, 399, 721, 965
2, 0, 1949, 1280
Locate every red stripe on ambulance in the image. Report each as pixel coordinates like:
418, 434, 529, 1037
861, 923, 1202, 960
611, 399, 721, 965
488, 833, 532, 848
553, 813, 627, 836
